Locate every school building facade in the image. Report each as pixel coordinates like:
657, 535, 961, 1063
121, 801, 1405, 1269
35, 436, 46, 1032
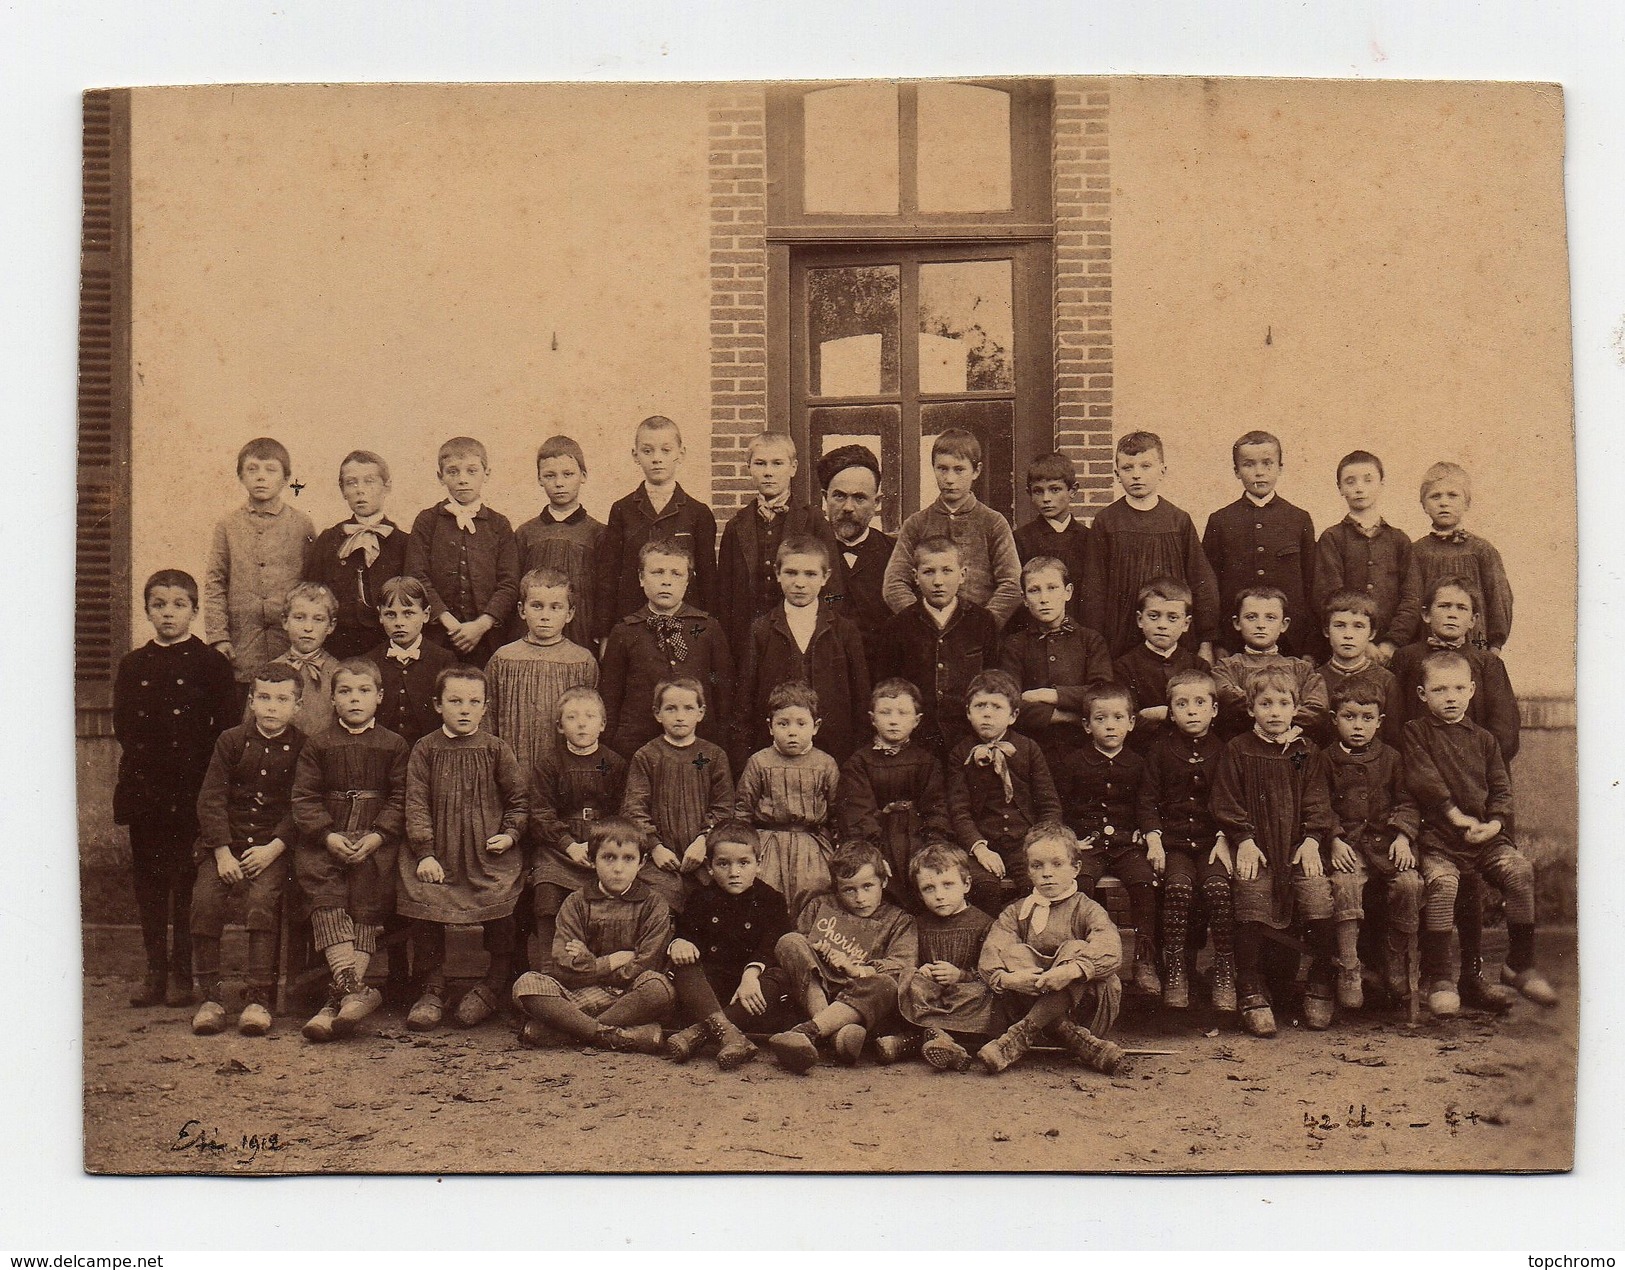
75, 79, 1575, 885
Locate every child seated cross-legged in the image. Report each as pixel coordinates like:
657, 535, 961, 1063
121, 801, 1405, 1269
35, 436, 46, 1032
882, 843, 997, 1072
398, 665, 529, 1032
976, 824, 1125, 1076
734, 680, 841, 923
526, 687, 628, 972
1210, 585, 1329, 740
290, 658, 411, 1041
1210, 666, 1339, 1036
1056, 681, 1161, 997
1137, 669, 1235, 1012
1404, 650, 1557, 1015
663, 820, 794, 1071
1323, 678, 1422, 1012
837, 678, 953, 908
1113, 578, 1204, 754
189, 663, 308, 1037
766, 841, 918, 1074
621, 676, 735, 916
510, 815, 674, 1055
947, 671, 1063, 918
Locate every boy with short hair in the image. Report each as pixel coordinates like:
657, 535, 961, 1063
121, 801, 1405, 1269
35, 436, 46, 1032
599, 539, 733, 759
976, 824, 1125, 1076
403, 436, 520, 667
1319, 590, 1404, 746
718, 431, 847, 661
1389, 577, 1520, 762
735, 535, 870, 769
838, 679, 954, 902
189, 663, 308, 1037
527, 686, 627, 971
513, 435, 604, 649
879, 536, 1001, 758
594, 415, 718, 639
664, 820, 794, 1070
303, 450, 409, 660
1203, 430, 1318, 656
998, 556, 1113, 758
1055, 682, 1161, 996
290, 658, 411, 1041
1210, 585, 1329, 739
765, 841, 918, 1073
205, 437, 316, 695
1113, 577, 1204, 753
1013, 451, 1091, 628
262, 581, 343, 738
946, 670, 1063, 917
1313, 449, 1418, 658
510, 815, 675, 1054
1138, 669, 1235, 1011
1324, 678, 1422, 1011
1398, 461, 1514, 653
1405, 650, 1556, 1014
881, 428, 1023, 629
367, 575, 459, 745
1082, 431, 1219, 660
114, 569, 238, 1006
486, 567, 598, 777
398, 665, 529, 1032
621, 677, 735, 915
1210, 667, 1339, 1036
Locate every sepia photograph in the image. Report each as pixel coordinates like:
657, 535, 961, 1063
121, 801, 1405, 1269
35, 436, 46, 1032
73, 72, 1578, 1179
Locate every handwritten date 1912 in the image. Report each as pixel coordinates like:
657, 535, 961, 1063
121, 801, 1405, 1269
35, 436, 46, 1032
172, 1119, 289, 1160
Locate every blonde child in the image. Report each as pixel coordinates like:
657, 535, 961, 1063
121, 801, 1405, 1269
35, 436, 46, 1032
976, 824, 1125, 1075
1398, 461, 1514, 652
205, 437, 315, 697
398, 665, 529, 1032
734, 680, 841, 921
303, 450, 407, 659
1312, 449, 1418, 658
290, 658, 410, 1041
486, 567, 598, 776
255, 581, 343, 738
403, 436, 520, 667
621, 676, 735, 915
510, 816, 674, 1054
766, 841, 917, 1073
513, 435, 604, 649
594, 415, 718, 638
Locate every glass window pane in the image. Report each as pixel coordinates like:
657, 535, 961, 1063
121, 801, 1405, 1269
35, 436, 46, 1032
916, 84, 1012, 214
920, 401, 1016, 522
804, 84, 900, 214
919, 260, 1014, 392
810, 404, 903, 533
808, 264, 900, 397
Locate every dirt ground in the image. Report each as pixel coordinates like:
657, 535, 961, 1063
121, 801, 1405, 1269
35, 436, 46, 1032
83, 929, 1576, 1176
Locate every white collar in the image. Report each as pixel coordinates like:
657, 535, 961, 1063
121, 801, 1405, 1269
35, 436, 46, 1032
924, 598, 958, 629
1244, 491, 1277, 508
643, 481, 676, 508
838, 526, 871, 550
339, 718, 376, 735
442, 725, 474, 739
348, 510, 388, 528
1143, 641, 1178, 661
1124, 493, 1160, 512
1043, 513, 1073, 532
388, 637, 423, 656
1329, 654, 1371, 674
783, 599, 819, 624
1242, 646, 1280, 657
544, 502, 581, 521
566, 740, 600, 757
663, 732, 698, 748
1254, 724, 1303, 746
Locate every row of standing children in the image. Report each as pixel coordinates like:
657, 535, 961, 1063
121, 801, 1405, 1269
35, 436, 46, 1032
111, 416, 1549, 1068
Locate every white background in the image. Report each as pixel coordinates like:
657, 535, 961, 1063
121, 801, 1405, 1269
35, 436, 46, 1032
1, 0, 1620, 1252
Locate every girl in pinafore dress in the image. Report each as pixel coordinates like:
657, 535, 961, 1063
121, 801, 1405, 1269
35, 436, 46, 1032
398, 665, 528, 1032
485, 568, 598, 776
734, 680, 841, 922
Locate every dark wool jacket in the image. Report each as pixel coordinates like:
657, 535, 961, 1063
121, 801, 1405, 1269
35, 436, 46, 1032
735, 604, 871, 770
879, 600, 1000, 758
593, 483, 718, 640
366, 639, 461, 745
303, 517, 411, 659
716, 500, 848, 666
598, 603, 734, 759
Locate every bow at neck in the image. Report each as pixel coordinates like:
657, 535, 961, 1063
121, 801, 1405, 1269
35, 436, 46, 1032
444, 500, 484, 534
966, 738, 1018, 802
1019, 882, 1078, 936
338, 516, 393, 566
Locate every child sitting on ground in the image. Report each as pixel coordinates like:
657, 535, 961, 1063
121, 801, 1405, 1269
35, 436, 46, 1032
510, 815, 674, 1054
1405, 650, 1557, 1015
262, 582, 343, 738
1210, 585, 1329, 739
1323, 678, 1422, 1011
947, 671, 1063, 917
837, 679, 953, 906
1399, 461, 1514, 653
303, 450, 408, 659
734, 680, 842, 922
486, 567, 598, 776
621, 677, 735, 915
1313, 449, 1418, 659
885, 843, 997, 1071
1138, 669, 1235, 1011
189, 663, 308, 1037
513, 435, 604, 649
1056, 681, 1160, 997
398, 665, 529, 1032
1318, 590, 1404, 747
114, 569, 237, 1007
766, 841, 918, 1073
527, 687, 628, 972
998, 556, 1113, 760
1210, 666, 1339, 1036
976, 823, 1125, 1076
1113, 578, 1204, 753
290, 658, 410, 1041
368, 575, 459, 745
664, 821, 794, 1070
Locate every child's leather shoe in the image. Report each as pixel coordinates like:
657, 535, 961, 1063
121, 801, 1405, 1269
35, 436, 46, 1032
873, 1032, 921, 1064
454, 982, 499, 1028
921, 1028, 971, 1072
768, 1023, 820, 1074
1239, 993, 1277, 1037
